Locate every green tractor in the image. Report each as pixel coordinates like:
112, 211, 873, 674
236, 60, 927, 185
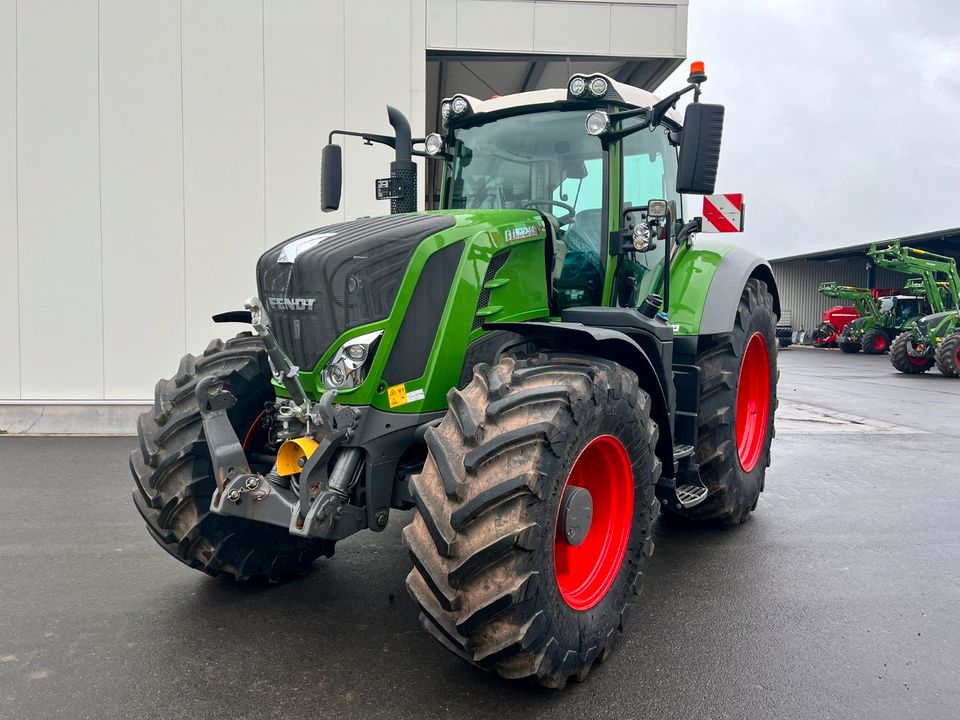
868, 242, 960, 376
131, 66, 780, 687
832, 288, 927, 355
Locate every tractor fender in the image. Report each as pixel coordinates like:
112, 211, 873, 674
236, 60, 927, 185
486, 321, 674, 475
698, 246, 781, 335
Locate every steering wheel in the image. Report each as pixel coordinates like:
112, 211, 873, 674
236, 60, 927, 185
523, 200, 576, 226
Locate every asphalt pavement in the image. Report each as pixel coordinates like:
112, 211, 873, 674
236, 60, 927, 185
1, 347, 958, 719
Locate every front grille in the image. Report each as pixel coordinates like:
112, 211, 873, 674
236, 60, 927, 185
256, 214, 456, 370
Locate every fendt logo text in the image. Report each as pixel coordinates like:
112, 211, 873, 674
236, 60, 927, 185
267, 297, 316, 311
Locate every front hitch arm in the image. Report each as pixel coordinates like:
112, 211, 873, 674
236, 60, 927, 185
196, 376, 366, 540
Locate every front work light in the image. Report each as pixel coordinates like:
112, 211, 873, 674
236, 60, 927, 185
589, 77, 608, 97
322, 330, 383, 390
440, 101, 452, 122
451, 96, 469, 115
585, 110, 610, 136
569, 76, 587, 97
647, 199, 668, 218
424, 133, 444, 156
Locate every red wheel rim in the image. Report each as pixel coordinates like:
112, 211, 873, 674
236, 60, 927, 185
873, 335, 887, 351
553, 435, 634, 611
736, 332, 771, 473
908, 355, 928, 368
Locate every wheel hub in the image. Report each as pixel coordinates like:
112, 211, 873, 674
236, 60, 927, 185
559, 486, 593, 547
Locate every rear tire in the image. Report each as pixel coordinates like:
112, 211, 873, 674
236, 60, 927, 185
861, 328, 889, 355
404, 353, 660, 688
130, 334, 332, 581
667, 278, 777, 525
934, 332, 960, 377
890, 332, 934, 374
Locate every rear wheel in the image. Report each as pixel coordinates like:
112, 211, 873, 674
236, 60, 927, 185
130, 334, 332, 581
861, 328, 890, 355
404, 353, 660, 688
890, 332, 934, 374
934, 332, 960, 377
666, 278, 777, 524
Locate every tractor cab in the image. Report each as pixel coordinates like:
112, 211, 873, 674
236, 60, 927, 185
433, 81, 684, 311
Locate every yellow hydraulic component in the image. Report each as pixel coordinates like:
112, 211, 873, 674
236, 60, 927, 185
276, 437, 319, 476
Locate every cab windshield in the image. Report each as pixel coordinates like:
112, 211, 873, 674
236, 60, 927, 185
446, 108, 676, 308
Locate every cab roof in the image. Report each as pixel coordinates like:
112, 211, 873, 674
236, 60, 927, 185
445, 73, 683, 126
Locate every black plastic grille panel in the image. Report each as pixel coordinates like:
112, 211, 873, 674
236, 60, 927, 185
472, 250, 511, 330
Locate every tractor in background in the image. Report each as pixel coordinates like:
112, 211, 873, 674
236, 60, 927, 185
869, 242, 960, 376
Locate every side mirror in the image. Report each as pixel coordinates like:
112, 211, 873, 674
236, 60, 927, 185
676, 103, 724, 195
320, 144, 342, 212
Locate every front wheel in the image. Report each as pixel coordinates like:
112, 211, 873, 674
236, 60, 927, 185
861, 328, 890, 355
890, 332, 934, 374
404, 353, 660, 688
130, 334, 333, 581
934, 332, 960, 377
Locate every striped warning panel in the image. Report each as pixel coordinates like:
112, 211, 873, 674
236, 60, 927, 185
701, 193, 744, 233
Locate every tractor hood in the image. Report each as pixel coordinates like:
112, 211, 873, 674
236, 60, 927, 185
915, 310, 956, 334
257, 214, 457, 371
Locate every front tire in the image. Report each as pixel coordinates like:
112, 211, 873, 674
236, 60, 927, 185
668, 278, 777, 524
890, 332, 934, 374
861, 328, 889, 355
404, 353, 660, 688
130, 334, 332, 581
934, 332, 960, 377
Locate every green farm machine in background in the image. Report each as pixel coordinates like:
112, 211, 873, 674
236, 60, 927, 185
130, 64, 781, 687
825, 282, 926, 355
868, 242, 960, 376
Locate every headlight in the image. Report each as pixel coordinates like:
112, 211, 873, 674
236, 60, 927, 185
440, 101, 452, 121
585, 110, 610, 136
322, 330, 383, 390
568, 76, 587, 97
424, 133, 444, 156
589, 77, 608, 97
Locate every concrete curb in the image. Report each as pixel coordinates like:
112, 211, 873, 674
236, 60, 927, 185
0, 404, 148, 436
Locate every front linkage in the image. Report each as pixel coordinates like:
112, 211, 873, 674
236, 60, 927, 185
200, 297, 370, 541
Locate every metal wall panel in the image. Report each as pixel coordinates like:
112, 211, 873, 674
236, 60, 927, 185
17, 0, 103, 399
426, 0, 457, 48
99, 0, 185, 399
0, 0, 19, 399
534, 2, 611, 54
181, 0, 265, 352
458, 0, 534, 52
773, 259, 908, 334
610, 4, 678, 57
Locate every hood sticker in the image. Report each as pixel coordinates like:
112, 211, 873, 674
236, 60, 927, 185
278, 232, 337, 264
387, 383, 425, 408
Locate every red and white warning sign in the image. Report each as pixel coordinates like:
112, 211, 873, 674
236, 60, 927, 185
701, 193, 745, 233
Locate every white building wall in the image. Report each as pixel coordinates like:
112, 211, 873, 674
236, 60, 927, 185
0, 0, 685, 430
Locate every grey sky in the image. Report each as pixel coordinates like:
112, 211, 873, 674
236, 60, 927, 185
662, 0, 960, 258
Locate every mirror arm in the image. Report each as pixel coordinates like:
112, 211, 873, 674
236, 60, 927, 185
327, 129, 396, 149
